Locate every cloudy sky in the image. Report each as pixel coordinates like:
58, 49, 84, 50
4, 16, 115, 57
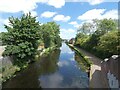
0, 0, 119, 39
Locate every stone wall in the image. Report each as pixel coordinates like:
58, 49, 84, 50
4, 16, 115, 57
0, 55, 17, 89
101, 55, 120, 88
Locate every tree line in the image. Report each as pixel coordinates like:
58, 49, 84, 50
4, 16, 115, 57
74, 19, 119, 59
1, 13, 61, 66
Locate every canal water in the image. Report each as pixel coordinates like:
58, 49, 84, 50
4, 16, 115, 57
3, 43, 89, 88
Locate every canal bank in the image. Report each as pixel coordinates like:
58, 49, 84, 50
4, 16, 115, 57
73, 46, 109, 88
0, 46, 57, 85
67, 44, 92, 67
3, 43, 89, 88
67, 44, 92, 77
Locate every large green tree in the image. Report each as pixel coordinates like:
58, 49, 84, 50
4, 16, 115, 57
2, 13, 41, 63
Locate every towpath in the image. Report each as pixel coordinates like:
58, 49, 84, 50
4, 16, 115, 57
75, 46, 109, 88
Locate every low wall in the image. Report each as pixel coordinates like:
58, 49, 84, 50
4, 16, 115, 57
0, 56, 17, 90
101, 55, 120, 88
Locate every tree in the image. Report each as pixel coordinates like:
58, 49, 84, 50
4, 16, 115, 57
82, 19, 117, 51
2, 13, 41, 63
77, 22, 93, 35
75, 33, 87, 45
97, 19, 117, 34
97, 31, 119, 56
0, 33, 2, 41
41, 22, 61, 48
74, 18, 118, 59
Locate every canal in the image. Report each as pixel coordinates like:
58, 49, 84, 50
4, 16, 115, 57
3, 43, 89, 88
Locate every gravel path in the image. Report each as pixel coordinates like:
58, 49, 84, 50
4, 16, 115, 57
75, 47, 109, 88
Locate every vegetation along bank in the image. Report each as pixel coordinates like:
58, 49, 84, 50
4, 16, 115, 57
67, 44, 92, 73
0, 13, 62, 83
74, 19, 119, 59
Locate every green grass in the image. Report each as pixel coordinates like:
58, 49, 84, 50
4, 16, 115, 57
68, 44, 92, 67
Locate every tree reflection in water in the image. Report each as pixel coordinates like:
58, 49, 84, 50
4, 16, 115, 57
3, 49, 61, 88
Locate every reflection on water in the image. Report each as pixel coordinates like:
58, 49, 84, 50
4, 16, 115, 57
3, 43, 89, 88
75, 52, 89, 71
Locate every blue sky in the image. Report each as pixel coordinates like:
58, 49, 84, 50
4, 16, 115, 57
0, 0, 119, 39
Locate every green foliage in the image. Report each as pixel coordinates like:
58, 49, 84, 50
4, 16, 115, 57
1, 12, 62, 66
77, 22, 93, 35
96, 31, 119, 57
97, 19, 117, 33
75, 18, 118, 59
41, 22, 61, 48
0, 32, 2, 41
2, 13, 41, 63
1, 13, 62, 83
75, 34, 89, 46
68, 44, 92, 67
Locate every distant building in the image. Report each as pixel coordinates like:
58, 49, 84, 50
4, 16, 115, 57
69, 38, 75, 45
62, 39, 68, 43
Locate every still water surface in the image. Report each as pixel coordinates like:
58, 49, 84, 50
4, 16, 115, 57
3, 43, 89, 88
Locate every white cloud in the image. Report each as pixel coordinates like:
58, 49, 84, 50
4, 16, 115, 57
41, 11, 57, 18
78, 9, 118, 21
3, 19, 10, 26
60, 28, 76, 39
65, 0, 119, 5
31, 11, 37, 17
102, 10, 118, 19
78, 9, 105, 20
65, 0, 119, 2
69, 21, 80, 28
87, 0, 104, 5
48, 0, 65, 8
77, 9, 118, 33
61, 28, 75, 33
39, 73, 63, 88
53, 15, 71, 22
57, 61, 69, 67
69, 21, 78, 25
0, 0, 65, 13
0, 0, 40, 13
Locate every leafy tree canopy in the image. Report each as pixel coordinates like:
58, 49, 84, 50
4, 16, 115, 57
2, 13, 42, 63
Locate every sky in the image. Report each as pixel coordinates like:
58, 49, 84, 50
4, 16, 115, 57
0, 0, 119, 39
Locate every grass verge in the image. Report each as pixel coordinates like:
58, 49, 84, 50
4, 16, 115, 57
67, 44, 92, 67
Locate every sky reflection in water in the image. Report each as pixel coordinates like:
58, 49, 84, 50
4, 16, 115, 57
3, 43, 89, 88
39, 43, 89, 88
